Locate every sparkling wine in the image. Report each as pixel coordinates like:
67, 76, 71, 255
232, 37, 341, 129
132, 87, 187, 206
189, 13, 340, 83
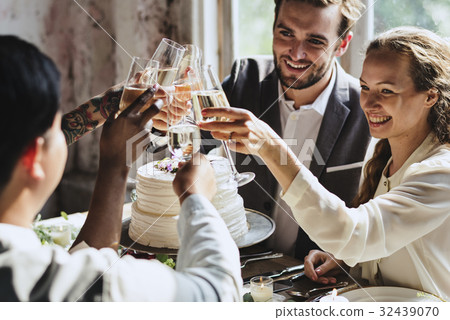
119, 83, 148, 112
168, 124, 201, 160
157, 67, 178, 86
192, 90, 229, 121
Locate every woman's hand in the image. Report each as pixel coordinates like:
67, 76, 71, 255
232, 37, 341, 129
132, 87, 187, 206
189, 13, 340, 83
303, 250, 348, 284
200, 106, 301, 192
198, 107, 279, 156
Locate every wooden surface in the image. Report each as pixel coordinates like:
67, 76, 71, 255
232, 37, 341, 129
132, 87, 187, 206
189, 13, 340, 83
239, 245, 356, 301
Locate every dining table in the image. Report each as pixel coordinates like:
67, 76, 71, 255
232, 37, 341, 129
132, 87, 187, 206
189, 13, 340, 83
238, 244, 359, 302
37, 203, 360, 302
38, 205, 446, 303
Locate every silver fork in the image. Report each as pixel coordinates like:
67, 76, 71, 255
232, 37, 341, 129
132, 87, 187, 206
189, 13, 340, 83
240, 253, 283, 268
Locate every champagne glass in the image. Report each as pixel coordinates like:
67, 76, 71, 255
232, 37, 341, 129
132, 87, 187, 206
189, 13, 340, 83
176, 44, 203, 81
190, 65, 255, 187
119, 57, 159, 114
145, 39, 185, 156
167, 85, 201, 161
120, 57, 159, 198
151, 38, 186, 86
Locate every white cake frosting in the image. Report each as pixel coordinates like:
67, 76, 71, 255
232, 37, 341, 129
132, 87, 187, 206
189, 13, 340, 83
128, 155, 248, 248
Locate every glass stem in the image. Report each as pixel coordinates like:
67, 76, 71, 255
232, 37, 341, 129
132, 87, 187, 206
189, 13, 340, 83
221, 141, 240, 178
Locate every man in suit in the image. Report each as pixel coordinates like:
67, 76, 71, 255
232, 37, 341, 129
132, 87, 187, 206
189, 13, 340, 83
216, 0, 371, 258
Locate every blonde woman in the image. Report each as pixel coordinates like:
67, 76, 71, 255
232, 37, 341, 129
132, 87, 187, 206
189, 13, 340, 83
200, 26, 450, 300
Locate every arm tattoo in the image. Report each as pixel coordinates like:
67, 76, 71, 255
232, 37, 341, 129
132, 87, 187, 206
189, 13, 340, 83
62, 87, 123, 145
62, 104, 99, 145
89, 87, 122, 120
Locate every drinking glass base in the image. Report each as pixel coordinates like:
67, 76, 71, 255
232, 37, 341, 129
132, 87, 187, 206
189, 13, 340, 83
235, 172, 255, 187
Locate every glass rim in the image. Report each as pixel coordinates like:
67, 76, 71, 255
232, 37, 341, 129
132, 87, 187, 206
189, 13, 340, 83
130, 56, 159, 64
250, 276, 274, 285
161, 38, 186, 52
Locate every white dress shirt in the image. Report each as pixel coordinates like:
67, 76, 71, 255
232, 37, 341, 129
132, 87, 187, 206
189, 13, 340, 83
282, 132, 450, 300
0, 194, 242, 301
268, 63, 336, 255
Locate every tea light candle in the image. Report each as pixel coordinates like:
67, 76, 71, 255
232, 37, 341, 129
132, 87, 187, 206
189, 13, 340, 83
319, 288, 349, 302
50, 224, 71, 247
250, 276, 273, 302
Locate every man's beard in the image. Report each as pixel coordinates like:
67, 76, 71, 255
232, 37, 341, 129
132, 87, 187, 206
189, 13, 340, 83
274, 55, 333, 90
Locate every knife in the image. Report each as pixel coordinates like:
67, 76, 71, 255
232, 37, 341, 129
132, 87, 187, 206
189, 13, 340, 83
240, 250, 273, 259
273, 271, 305, 282
269, 264, 304, 279
243, 264, 304, 284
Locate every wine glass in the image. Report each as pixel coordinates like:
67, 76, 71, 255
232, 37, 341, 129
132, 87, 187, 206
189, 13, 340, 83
119, 57, 159, 114
167, 84, 201, 161
120, 57, 159, 198
151, 38, 186, 86
190, 65, 255, 187
176, 44, 203, 81
145, 39, 186, 156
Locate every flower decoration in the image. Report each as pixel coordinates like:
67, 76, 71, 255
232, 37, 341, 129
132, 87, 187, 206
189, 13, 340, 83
155, 157, 180, 173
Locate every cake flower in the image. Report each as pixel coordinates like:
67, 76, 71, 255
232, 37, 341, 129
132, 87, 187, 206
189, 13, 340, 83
155, 157, 180, 174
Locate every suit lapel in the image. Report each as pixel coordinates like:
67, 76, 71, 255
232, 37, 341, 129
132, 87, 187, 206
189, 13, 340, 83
255, 70, 281, 198
258, 70, 282, 135
309, 65, 351, 179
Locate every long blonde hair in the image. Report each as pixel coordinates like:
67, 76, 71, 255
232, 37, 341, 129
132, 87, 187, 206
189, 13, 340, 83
352, 27, 450, 206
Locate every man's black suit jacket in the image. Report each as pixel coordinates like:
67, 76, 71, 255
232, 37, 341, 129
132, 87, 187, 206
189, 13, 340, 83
216, 56, 371, 258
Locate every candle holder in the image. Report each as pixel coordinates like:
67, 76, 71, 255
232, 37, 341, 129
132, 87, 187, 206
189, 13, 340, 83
319, 288, 349, 302
49, 223, 71, 247
250, 276, 273, 302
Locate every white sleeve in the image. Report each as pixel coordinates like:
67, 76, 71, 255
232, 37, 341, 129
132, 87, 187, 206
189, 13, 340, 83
2, 194, 242, 302
282, 161, 450, 266
174, 194, 242, 301
105, 194, 242, 301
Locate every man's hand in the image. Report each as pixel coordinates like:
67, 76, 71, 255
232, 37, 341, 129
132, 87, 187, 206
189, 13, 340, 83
100, 87, 162, 170
304, 250, 348, 284
173, 153, 216, 204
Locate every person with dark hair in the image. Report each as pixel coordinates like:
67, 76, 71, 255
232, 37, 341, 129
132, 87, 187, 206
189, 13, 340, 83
0, 36, 241, 301
0, 35, 61, 192
200, 26, 450, 300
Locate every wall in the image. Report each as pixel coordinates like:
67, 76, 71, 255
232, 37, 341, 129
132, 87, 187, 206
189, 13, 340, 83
0, 0, 192, 218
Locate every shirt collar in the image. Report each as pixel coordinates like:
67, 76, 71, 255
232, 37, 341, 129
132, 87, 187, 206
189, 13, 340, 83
0, 223, 42, 250
278, 61, 337, 116
382, 131, 442, 181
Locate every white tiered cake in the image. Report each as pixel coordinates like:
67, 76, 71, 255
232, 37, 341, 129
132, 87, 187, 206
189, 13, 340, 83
128, 156, 248, 248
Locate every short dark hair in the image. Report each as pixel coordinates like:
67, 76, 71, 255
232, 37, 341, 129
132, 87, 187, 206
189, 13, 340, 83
0, 35, 60, 191
273, 0, 364, 38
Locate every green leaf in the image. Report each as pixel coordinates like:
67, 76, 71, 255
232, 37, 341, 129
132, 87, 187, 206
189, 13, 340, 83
60, 211, 68, 220
243, 292, 254, 302
155, 254, 175, 269
156, 254, 169, 263
164, 258, 176, 269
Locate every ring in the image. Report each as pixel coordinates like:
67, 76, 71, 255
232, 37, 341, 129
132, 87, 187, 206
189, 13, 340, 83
228, 132, 234, 143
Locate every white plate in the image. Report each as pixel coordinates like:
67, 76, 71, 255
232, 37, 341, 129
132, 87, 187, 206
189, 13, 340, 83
340, 286, 445, 302
121, 209, 275, 255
